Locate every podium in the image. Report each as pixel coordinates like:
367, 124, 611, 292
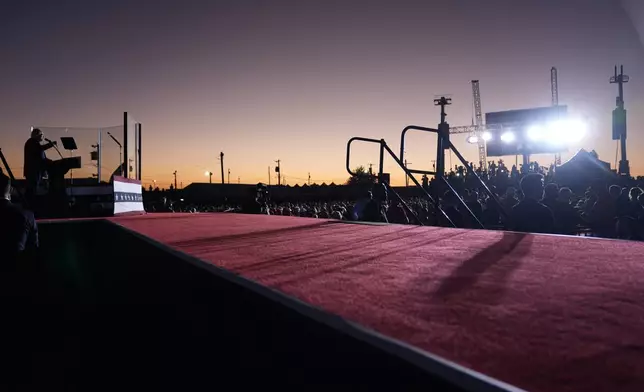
47, 157, 81, 193
43, 157, 82, 217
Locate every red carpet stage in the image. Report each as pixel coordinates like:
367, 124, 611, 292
111, 213, 644, 392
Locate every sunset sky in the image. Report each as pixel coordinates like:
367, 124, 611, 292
1, 0, 643, 188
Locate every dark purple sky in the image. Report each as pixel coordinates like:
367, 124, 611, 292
1, 0, 642, 186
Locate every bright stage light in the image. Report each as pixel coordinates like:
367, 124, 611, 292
205, 170, 211, 176
563, 119, 587, 142
543, 119, 587, 144
500, 131, 515, 143
545, 121, 566, 144
526, 125, 543, 141
467, 135, 479, 144
481, 131, 492, 141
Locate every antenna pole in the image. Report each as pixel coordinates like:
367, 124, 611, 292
610, 65, 629, 176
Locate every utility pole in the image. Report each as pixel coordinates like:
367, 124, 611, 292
433, 97, 451, 210
206, 171, 212, 184
173, 170, 177, 190
308, 172, 311, 185
219, 152, 225, 184
404, 159, 412, 187
238, 176, 240, 184
268, 166, 271, 185
551, 67, 562, 166
610, 65, 629, 176
368, 163, 373, 176
275, 159, 281, 186
434, 96, 451, 181
227, 168, 230, 184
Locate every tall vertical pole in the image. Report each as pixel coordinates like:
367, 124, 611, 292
434, 97, 451, 181
173, 171, 177, 190
137, 123, 142, 181
268, 166, 271, 185
308, 172, 311, 185
275, 159, 281, 186
128, 123, 139, 180
97, 129, 102, 183
404, 159, 411, 187
610, 65, 629, 176
220, 152, 225, 184
378, 141, 385, 182
434, 97, 451, 210
551, 68, 561, 166
123, 112, 129, 179
227, 169, 230, 184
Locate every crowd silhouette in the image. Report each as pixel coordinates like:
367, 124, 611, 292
143, 158, 644, 241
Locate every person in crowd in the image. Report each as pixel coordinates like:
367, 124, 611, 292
352, 190, 373, 221
23, 128, 57, 204
440, 190, 464, 227
0, 173, 39, 257
387, 201, 410, 224
616, 216, 641, 240
510, 173, 555, 233
240, 183, 270, 214
501, 187, 519, 211
464, 189, 483, 220
362, 183, 389, 223
555, 187, 581, 235
583, 182, 617, 238
609, 184, 622, 202
540, 183, 559, 211
627, 187, 643, 218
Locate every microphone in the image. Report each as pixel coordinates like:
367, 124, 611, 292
45, 138, 53, 143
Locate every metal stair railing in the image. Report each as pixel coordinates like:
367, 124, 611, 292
380, 180, 423, 225
0, 148, 17, 182
346, 136, 455, 228
397, 127, 483, 228
400, 125, 509, 225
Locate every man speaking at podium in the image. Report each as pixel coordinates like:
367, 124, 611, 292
23, 128, 56, 203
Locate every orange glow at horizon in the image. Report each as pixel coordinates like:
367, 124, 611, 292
1, 1, 643, 189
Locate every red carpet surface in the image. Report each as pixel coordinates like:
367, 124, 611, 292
112, 213, 644, 392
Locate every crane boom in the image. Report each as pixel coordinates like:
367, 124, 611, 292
472, 80, 483, 127
471, 80, 487, 169
551, 67, 559, 106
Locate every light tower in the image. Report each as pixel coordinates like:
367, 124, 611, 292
274, 159, 281, 185
434, 96, 452, 180
610, 65, 629, 176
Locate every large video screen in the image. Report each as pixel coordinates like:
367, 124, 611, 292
484, 106, 580, 157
